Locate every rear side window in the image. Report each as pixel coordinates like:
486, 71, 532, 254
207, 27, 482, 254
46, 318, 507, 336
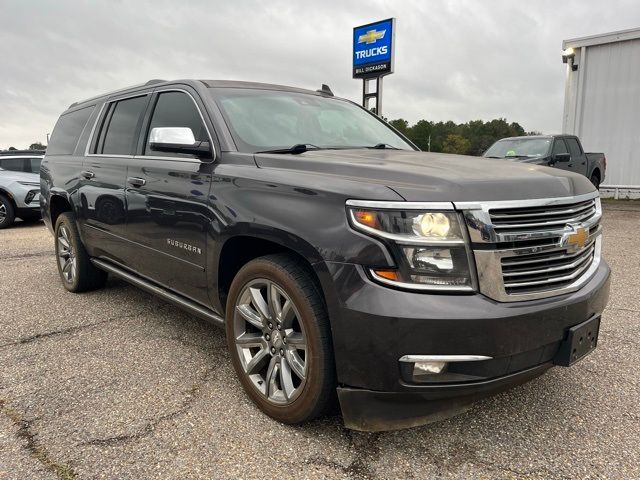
27, 158, 42, 174
0, 158, 25, 172
98, 96, 148, 155
565, 138, 582, 157
143, 91, 208, 157
47, 106, 95, 155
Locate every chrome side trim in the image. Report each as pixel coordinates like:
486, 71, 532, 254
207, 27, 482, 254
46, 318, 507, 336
399, 355, 493, 363
148, 88, 216, 161
370, 270, 474, 292
85, 88, 216, 162
91, 258, 223, 326
346, 199, 455, 210
83, 102, 107, 156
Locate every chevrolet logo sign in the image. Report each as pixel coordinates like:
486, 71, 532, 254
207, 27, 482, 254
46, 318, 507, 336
562, 226, 589, 252
358, 29, 386, 44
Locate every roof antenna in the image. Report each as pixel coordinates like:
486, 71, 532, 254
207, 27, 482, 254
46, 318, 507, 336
317, 84, 334, 96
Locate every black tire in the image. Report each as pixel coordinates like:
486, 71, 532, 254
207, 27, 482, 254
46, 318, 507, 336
590, 174, 600, 190
54, 212, 108, 292
0, 194, 16, 229
225, 253, 336, 424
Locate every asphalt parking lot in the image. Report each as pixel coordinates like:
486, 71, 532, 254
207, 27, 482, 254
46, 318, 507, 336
1, 202, 639, 480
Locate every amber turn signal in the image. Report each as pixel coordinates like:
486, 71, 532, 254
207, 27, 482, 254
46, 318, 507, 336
354, 210, 378, 228
373, 269, 399, 281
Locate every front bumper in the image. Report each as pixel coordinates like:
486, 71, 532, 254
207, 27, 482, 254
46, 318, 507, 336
323, 260, 610, 431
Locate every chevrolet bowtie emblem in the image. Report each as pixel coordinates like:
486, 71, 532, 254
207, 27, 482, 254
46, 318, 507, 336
358, 29, 386, 44
563, 226, 589, 252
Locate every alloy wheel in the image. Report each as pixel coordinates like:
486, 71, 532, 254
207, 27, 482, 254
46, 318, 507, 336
0, 202, 6, 223
57, 225, 77, 284
233, 278, 307, 404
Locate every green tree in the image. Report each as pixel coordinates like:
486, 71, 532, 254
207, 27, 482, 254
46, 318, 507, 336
388, 118, 410, 136
408, 120, 433, 151
29, 142, 46, 150
442, 134, 471, 154
388, 116, 533, 155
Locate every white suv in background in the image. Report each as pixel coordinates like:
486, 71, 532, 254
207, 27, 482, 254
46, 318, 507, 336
0, 151, 44, 228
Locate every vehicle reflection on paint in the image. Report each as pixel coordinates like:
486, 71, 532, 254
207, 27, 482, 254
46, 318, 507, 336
80, 185, 126, 226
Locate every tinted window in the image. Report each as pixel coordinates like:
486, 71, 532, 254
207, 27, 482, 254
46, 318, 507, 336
27, 158, 42, 174
47, 106, 94, 155
144, 91, 208, 157
565, 138, 582, 157
101, 96, 148, 155
0, 158, 25, 172
552, 139, 569, 155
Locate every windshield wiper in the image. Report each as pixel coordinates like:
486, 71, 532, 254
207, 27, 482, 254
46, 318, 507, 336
485, 155, 504, 159
256, 144, 321, 155
367, 143, 400, 150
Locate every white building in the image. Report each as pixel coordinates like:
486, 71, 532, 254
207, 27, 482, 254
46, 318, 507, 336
562, 27, 640, 197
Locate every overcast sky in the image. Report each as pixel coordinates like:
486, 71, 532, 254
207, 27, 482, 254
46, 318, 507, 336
1, 0, 638, 149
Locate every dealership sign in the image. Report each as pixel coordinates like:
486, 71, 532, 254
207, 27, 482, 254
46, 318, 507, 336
352, 18, 395, 78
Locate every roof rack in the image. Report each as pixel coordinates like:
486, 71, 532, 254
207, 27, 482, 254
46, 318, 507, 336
0, 149, 46, 155
68, 79, 168, 109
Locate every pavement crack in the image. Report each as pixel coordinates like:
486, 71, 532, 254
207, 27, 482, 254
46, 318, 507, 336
0, 310, 147, 349
0, 399, 76, 480
0, 251, 52, 260
82, 364, 216, 447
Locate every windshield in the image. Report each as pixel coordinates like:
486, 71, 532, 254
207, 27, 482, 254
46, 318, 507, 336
209, 88, 414, 153
484, 138, 551, 158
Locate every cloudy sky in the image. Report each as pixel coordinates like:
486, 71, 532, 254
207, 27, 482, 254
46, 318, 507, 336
1, 0, 638, 149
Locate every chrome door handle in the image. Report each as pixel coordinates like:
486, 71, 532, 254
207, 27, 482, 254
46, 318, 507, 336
80, 170, 95, 179
127, 177, 146, 187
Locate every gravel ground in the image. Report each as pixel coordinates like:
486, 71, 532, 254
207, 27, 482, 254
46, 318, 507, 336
0, 204, 638, 479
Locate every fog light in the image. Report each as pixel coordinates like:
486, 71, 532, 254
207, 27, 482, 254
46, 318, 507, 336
413, 360, 447, 375
24, 190, 38, 204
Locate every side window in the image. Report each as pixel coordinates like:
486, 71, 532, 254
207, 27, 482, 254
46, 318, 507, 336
565, 138, 582, 157
27, 158, 42, 174
99, 96, 148, 155
552, 139, 568, 155
144, 91, 208, 157
0, 158, 25, 172
47, 106, 95, 155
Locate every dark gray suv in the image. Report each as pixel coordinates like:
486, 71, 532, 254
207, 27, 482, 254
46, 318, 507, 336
41, 80, 610, 431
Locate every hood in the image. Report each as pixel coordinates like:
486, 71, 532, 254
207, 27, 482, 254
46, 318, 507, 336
254, 149, 595, 202
0, 170, 40, 184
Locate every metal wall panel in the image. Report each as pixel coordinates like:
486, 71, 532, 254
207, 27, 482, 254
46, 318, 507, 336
563, 37, 640, 186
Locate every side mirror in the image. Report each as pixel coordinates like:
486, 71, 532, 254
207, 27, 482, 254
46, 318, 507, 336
148, 127, 211, 158
553, 152, 570, 163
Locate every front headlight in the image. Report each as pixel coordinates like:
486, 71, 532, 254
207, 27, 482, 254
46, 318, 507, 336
347, 201, 475, 291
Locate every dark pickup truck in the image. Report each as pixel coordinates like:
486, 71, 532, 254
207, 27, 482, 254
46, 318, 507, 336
483, 135, 606, 188
41, 80, 610, 431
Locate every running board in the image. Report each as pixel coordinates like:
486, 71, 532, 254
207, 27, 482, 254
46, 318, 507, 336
91, 258, 224, 327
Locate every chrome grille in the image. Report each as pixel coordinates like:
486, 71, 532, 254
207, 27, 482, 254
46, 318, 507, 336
489, 198, 596, 233
457, 192, 602, 302
501, 239, 596, 295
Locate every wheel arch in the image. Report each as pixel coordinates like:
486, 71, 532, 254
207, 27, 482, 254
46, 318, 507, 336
0, 187, 17, 209
215, 232, 328, 316
49, 193, 73, 228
